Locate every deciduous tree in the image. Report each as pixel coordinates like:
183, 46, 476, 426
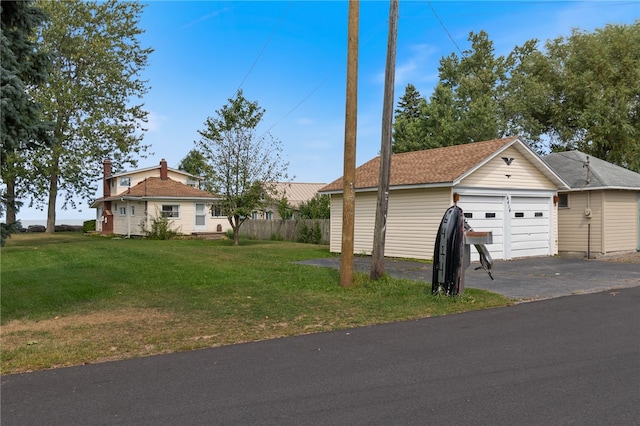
22, 0, 152, 232
540, 22, 640, 171
196, 91, 289, 245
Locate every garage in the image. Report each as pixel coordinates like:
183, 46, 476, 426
320, 137, 568, 261
458, 194, 552, 261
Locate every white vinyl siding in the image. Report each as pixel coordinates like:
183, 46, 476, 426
602, 190, 639, 253
329, 188, 451, 260
462, 147, 557, 190
384, 188, 451, 260
556, 191, 603, 254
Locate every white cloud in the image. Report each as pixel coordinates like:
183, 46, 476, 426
145, 111, 167, 132
296, 117, 314, 126
374, 43, 439, 88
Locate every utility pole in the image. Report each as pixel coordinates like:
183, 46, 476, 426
340, 0, 359, 287
370, 0, 398, 280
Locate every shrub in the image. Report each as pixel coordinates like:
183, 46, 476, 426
143, 214, 179, 240
83, 220, 96, 233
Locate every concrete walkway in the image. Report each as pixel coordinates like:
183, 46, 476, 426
298, 255, 640, 301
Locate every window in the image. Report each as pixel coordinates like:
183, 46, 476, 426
558, 193, 569, 208
252, 211, 258, 220
535, 212, 543, 217
161, 205, 179, 218
211, 205, 223, 217
515, 212, 524, 218
265, 211, 273, 220
195, 203, 206, 227
120, 177, 131, 187
485, 213, 496, 218
130, 205, 135, 216
119, 206, 127, 216
464, 212, 473, 218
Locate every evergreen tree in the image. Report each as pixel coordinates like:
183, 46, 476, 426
0, 0, 51, 225
392, 84, 429, 153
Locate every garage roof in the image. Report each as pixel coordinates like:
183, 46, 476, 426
320, 136, 568, 193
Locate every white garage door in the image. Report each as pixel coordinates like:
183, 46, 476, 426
458, 195, 504, 261
458, 195, 551, 260
509, 196, 550, 258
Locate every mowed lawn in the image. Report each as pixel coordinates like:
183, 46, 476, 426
1, 233, 511, 374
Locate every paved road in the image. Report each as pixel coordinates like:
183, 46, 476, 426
2, 287, 639, 425
299, 255, 640, 301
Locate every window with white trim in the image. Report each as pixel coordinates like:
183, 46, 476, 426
119, 206, 127, 216
130, 205, 135, 216
120, 177, 131, 187
195, 203, 206, 226
211, 205, 223, 217
161, 205, 180, 218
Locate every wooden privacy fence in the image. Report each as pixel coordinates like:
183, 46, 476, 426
238, 219, 330, 244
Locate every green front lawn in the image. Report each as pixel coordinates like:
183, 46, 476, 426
1, 233, 510, 373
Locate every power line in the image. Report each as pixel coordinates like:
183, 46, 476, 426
232, 1, 292, 100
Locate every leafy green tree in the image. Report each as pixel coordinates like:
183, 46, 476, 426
21, 0, 152, 232
276, 197, 293, 220
540, 22, 640, 171
178, 149, 216, 192
298, 194, 330, 219
196, 90, 289, 245
0, 0, 51, 225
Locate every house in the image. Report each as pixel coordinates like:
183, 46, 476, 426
90, 158, 231, 237
543, 151, 640, 257
252, 182, 327, 220
319, 136, 569, 261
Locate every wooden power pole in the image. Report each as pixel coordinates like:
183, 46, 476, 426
370, 0, 398, 280
340, 0, 359, 287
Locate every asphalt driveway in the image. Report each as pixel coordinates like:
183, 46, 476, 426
298, 255, 640, 301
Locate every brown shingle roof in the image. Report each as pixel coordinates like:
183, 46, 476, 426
100, 177, 218, 201
320, 136, 519, 192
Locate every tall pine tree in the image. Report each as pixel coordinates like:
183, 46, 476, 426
0, 0, 51, 226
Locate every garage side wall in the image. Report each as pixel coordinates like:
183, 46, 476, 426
329, 188, 452, 260
557, 191, 603, 255
602, 190, 639, 254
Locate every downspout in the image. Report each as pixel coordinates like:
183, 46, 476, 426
586, 191, 592, 259
126, 200, 131, 238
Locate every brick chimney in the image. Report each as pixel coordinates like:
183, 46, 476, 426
160, 158, 168, 180
103, 158, 112, 197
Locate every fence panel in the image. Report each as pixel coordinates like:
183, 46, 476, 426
238, 219, 330, 244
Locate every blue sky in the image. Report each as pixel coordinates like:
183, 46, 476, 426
18, 0, 640, 221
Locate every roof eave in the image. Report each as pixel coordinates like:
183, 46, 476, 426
319, 181, 454, 195
563, 186, 640, 192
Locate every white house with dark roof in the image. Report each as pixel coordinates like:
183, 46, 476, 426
90, 159, 231, 236
543, 151, 640, 257
319, 136, 569, 261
